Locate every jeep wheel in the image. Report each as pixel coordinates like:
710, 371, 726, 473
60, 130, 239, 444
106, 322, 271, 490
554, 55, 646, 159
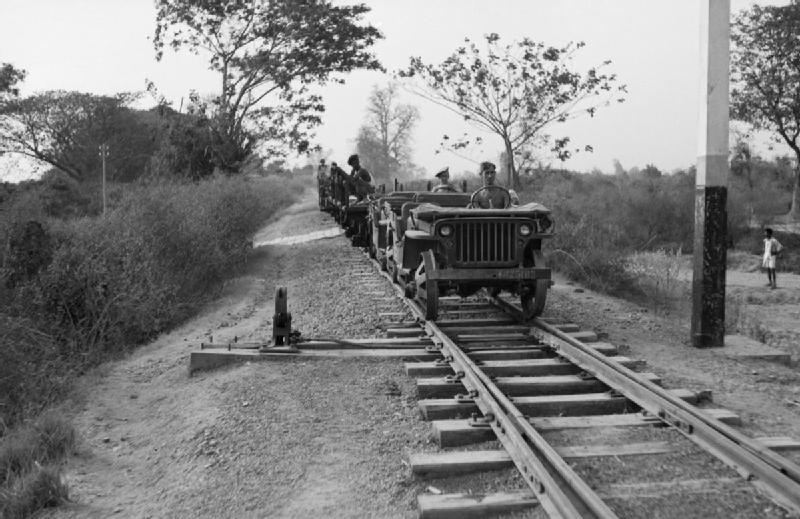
521, 279, 548, 320
415, 250, 439, 320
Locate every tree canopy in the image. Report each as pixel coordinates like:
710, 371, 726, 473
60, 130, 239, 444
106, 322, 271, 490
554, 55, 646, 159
0, 63, 26, 103
0, 91, 156, 182
154, 0, 383, 171
355, 83, 420, 182
731, 1, 800, 219
399, 33, 625, 188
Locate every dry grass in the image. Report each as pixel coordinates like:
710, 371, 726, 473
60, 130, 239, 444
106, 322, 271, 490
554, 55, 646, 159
0, 465, 70, 519
0, 412, 75, 518
623, 249, 688, 313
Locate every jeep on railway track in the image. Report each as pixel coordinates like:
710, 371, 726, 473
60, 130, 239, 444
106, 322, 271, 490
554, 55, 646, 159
382, 187, 554, 320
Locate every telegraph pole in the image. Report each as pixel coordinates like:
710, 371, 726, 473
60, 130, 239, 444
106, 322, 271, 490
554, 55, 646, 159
691, 0, 729, 348
99, 143, 109, 216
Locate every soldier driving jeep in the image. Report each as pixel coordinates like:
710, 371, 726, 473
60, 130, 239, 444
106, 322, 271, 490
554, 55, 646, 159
471, 161, 520, 209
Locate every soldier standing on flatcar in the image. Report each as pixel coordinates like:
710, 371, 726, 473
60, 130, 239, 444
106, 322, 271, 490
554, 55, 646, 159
472, 161, 520, 208
317, 159, 329, 181
432, 167, 458, 193
329, 161, 346, 205
316, 158, 328, 207
347, 154, 374, 201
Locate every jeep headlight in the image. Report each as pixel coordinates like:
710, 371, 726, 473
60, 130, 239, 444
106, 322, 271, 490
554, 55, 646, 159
519, 224, 532, 236
439, 224, 453, 237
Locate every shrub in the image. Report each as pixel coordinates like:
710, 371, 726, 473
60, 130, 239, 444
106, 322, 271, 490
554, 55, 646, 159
624, 249, 688, 312
0, 465, 69, 519
0, 174, 303, 428
0, 316, 66, 428
0, 412, 75, 485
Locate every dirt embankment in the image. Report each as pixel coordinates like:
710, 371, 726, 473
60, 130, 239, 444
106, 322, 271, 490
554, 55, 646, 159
42, 189, 800, 518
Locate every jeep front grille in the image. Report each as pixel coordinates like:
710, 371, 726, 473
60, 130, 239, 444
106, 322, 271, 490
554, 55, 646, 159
455, 221, 517, 266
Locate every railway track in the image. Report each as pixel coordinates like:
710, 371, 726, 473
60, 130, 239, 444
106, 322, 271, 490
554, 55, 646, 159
363, 252, 800, 518
191, 205, 800, 517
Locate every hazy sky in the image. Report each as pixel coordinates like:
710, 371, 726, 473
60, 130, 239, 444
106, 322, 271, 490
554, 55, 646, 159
0, 0, 790, 181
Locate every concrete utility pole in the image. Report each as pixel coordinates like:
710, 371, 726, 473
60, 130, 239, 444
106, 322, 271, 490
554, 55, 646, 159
691, 0, 729, 348
99, 143, 109, 216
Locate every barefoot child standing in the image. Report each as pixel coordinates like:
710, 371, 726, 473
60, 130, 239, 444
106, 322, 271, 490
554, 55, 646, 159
763, 228, 783, 289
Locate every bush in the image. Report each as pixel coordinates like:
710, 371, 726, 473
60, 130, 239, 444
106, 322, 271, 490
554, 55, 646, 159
0, 174, 303, 428
0, 411, 75, 519
0, 465, 69, 519
624, 249, 688, 312
0, 316, 66, 428
513, 167, 696, 296
0, 412, 75, 485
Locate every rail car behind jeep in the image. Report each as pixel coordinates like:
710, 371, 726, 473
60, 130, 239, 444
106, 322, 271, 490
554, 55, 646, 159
384, 192, 472, 287
327, 166, 350, 222
397, 192, 554, 320
368, 191, 417, 267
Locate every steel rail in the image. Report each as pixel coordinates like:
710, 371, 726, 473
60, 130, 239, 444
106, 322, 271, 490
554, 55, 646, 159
490, 294, 800, 514
369, 259, 618, 519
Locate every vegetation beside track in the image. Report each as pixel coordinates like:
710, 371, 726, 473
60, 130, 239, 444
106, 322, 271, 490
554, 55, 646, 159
0, 174, 303, 517
0, 412, 75, 519
0, 175, 303, 428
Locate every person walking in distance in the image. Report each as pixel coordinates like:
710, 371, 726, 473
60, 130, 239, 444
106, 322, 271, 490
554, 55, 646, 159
763, 227, 783, 289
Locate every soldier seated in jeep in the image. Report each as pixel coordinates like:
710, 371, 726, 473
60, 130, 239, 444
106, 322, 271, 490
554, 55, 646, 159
471, 161, 520, 209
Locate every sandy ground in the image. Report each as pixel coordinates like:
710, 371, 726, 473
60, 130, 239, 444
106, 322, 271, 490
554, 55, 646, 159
675, 257, 800, 359
40, 188, 800, 519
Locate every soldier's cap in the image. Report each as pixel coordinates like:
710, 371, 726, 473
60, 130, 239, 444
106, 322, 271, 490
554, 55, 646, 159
480, 161, 496, 174
347, 154, 359, 166
435, 167, 449, 179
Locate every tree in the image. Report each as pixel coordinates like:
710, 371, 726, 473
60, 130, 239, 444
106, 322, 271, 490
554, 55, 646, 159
154, 0, 383, 171
355, 83, 420, 181
0, 63, 26, 104
0, 91, 155, 182
148, 106, 217, 180
399, 33, 625, 188
731, 2, 800, 219
612, 159, 626, 176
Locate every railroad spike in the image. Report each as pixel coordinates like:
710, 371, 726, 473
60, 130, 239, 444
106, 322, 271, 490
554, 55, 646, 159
454, 393, 475, 404
445, 371, 465, 382
468, 412, 493, 428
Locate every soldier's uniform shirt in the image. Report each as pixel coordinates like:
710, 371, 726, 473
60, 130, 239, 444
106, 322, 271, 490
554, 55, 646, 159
433, 182, 458, 193
350, 167, 374, 199
473, 188, 519, 208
